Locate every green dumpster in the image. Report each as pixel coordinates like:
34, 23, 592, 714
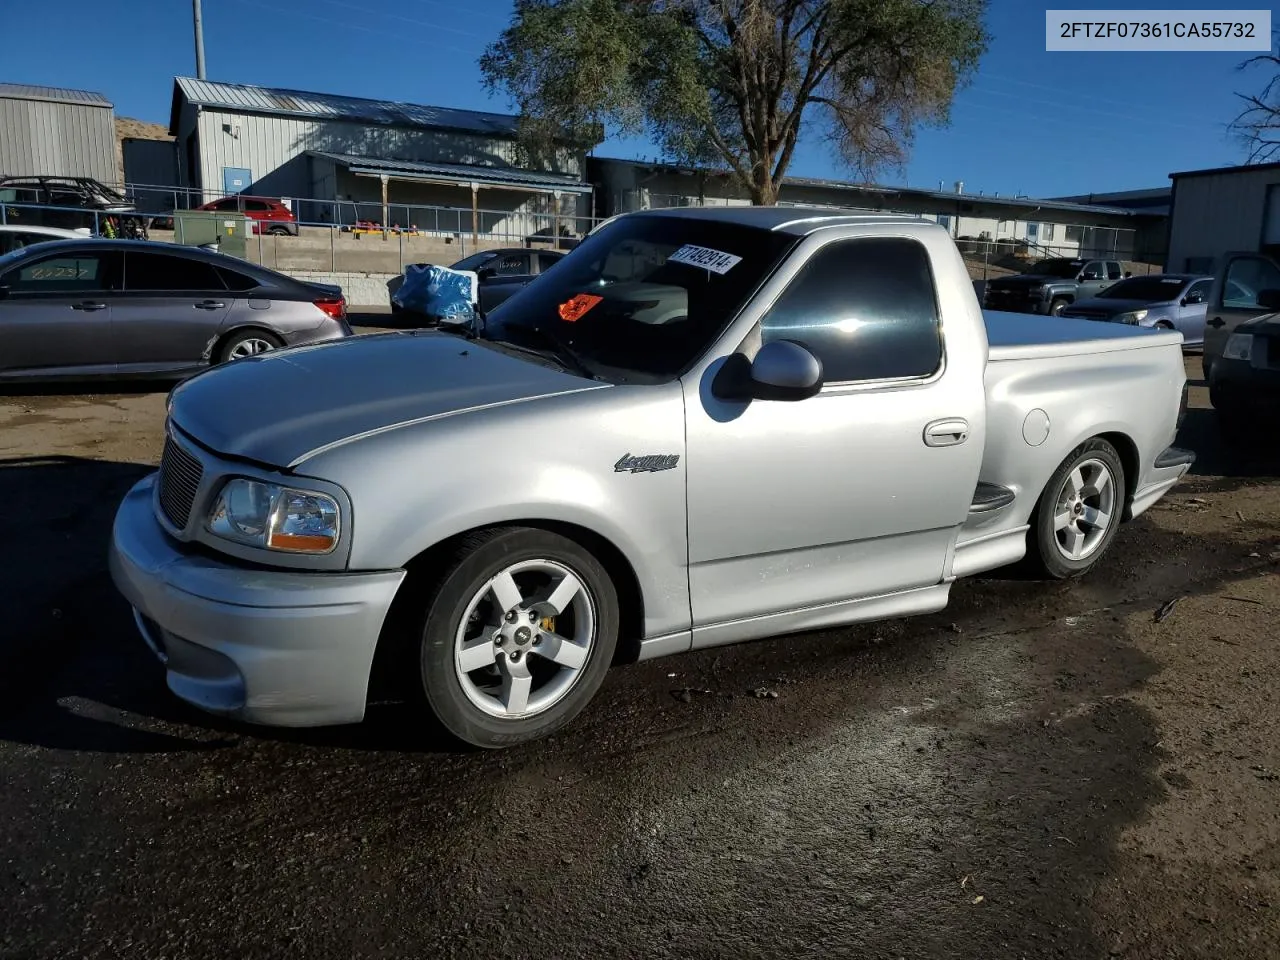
171, 210, 251, 257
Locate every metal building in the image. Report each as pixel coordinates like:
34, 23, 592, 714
168, 77, 594, 230
0, 83, 117, 182
1166, 161, 1280, 274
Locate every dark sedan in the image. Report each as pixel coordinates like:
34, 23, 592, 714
0, 239, 351, 383
390, 247, 565, 318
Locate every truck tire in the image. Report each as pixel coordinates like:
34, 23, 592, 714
1049, 298, 1070, 316
416, 527, 619, 749
1028, 438, 1125, 579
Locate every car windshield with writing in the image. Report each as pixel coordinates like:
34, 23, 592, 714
482, 215, 798, 384
1096, 276, 1190, 301
1034, 259, 1084, 279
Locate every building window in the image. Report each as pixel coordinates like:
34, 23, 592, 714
1027, 222, 1039, 242
936, 214, 952, 231
1065, 225, 1084, 243
1042, 223, 1055, 242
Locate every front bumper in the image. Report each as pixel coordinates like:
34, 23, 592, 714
108, 475, 406, 727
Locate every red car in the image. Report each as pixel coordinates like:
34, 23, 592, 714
196, 195, 298, 236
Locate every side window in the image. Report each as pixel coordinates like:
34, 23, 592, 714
244, 199, 271, 212
2, 252, 114, 293
760, 237, 943, 384
1106, 261, 1123, 280
1185, 279, 1211, 304
538, 253, 561, 273
211, 198, 239, 212
125, 252, 227, 292
215, 266, 260, 291
1222, 257, 1280, 308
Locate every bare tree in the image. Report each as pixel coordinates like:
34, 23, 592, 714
1230, 32, 1280, 162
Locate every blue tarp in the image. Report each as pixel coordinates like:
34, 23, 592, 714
393, 264, 478, 322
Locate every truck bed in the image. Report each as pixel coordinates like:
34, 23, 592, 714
983, 309, 1182, 361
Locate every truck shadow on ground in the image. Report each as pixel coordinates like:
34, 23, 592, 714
1, 411, 1278, 759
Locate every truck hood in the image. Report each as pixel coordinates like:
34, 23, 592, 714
988, 273, 1071, 288
167, 331, 606, 468
1061, 297, 1168, 317
1240, 311, 1280, 333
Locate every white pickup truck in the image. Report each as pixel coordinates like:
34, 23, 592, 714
109, 208, 1194, 748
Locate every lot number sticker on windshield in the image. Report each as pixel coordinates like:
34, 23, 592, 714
668, 244, 743, 274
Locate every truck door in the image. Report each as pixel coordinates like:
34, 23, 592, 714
1205, 253, 1280, 375
682, 232, 986, 639
1076, 260, 1109, 299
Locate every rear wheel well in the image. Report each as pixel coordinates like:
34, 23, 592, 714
1097, 431, 1140, 517
367, 522, 646, 705
210, 325, 282, 363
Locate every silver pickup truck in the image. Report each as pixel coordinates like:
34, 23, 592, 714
109, 208, 1194, 748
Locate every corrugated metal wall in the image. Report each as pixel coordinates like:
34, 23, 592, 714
0, 96, 117, 181
1166, 168, 1279, 272
122, 138, 182, 211
193, 109, 582, 204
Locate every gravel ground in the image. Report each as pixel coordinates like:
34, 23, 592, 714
1, 352, 1278, 959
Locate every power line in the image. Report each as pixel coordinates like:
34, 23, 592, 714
310, 0, 494, 39
222, 0, 482, 57
957, 86, 1226, 132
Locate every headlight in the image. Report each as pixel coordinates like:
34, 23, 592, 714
1115, 310, 1149, 325
206, 478, 340, 554
1223, 332, 1254, 361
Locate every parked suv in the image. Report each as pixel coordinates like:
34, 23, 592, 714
983, 257, 1128, 316
196, 196, 298, 236
0, 175, 141, 233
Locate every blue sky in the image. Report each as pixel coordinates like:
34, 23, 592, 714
4, 0, 1276, 197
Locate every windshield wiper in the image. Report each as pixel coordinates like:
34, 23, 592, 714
508, 325, 595, 380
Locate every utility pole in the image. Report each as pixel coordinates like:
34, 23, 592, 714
193, 0, 207, 79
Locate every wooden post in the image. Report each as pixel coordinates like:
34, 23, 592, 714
380, 175, 389, 240
471, 182, 479, 249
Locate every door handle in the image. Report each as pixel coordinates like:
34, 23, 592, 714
1207, 317, 1225, 329
194, 300, 226, 309
71, 301, 106, 311
924, 418, 970, 447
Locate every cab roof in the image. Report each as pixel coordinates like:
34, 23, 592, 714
625, 205, 931, 235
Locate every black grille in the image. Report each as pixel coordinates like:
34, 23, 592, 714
157, 436, 203, 528
1267, 336, 1280, 368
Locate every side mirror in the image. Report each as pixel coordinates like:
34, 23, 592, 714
1124, 271, 1133, 278
749, 339, 824, 401
1258, 288, 1280, 311
477, 267, 497, 281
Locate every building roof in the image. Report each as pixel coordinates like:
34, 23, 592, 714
588, 156, 1157, 219
172, 77, 521, 139
1169, 159, 1280, 180
310, 152, 593, 194
0, 83, 112, 108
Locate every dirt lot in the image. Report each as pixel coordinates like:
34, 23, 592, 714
1, 351, 1279, 959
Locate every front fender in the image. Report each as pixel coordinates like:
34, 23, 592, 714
302, 382, 693, 640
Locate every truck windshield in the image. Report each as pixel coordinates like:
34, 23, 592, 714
1034, 259, 1084, 278
1096, 276, 1188, 300
482, 215, 798, 383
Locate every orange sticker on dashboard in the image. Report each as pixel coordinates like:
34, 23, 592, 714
558, 293, 602, 322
